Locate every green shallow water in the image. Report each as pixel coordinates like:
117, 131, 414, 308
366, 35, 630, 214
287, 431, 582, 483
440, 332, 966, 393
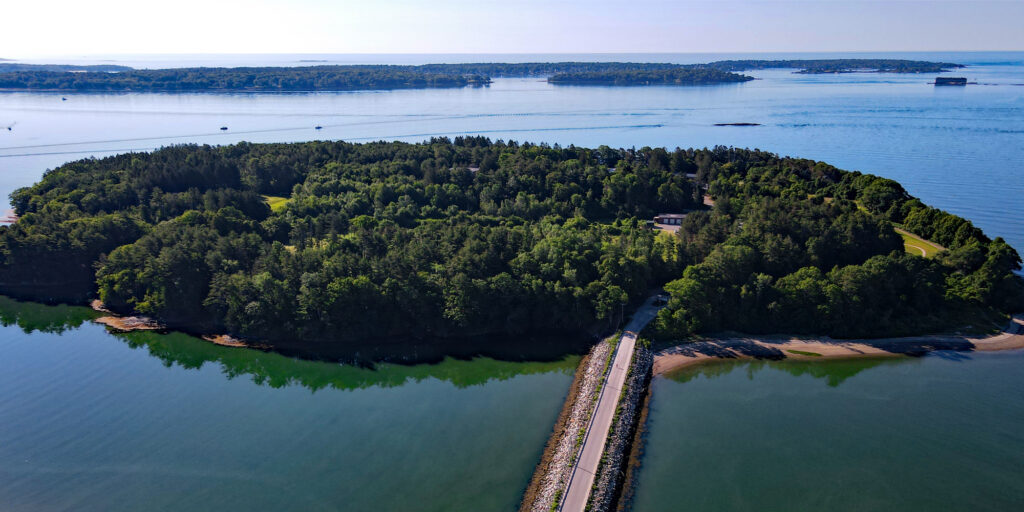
0, 297, 578, 512
630, 353, 1024, 511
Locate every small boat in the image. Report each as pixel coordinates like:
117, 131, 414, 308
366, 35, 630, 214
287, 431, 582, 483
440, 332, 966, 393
220, 126, 228, 130
315, 126, 323, 130
61, 97, 67, 101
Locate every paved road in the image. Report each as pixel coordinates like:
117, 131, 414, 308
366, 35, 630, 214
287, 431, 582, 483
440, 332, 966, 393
560, 295, 663, 512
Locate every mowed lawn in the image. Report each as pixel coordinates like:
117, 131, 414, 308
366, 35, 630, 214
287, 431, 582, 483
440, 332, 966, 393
895, 227, 945, 258
262, 195, 291, 212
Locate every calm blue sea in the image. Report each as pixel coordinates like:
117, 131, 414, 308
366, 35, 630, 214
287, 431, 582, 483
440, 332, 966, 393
1, 52, 1022, 252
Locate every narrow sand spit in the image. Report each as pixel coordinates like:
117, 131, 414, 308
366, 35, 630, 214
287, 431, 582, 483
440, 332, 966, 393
654, 315, 1024, 375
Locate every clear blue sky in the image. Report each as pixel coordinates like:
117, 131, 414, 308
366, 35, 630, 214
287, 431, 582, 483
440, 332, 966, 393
7, 0, 1023, 56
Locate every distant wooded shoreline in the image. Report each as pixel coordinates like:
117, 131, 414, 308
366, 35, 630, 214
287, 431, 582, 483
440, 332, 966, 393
0, 59, 963, 92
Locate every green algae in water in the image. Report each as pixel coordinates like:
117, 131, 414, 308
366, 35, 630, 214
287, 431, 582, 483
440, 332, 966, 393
0, 296, 577, 512
0, 294, 102, 334
785, 349, 822, 357
121, 329, 578, 391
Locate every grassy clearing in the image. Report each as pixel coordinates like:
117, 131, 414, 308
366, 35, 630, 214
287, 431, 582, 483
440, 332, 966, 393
262, 195, 291, 212
786, 349, 822, 357
855, 203, 943, 258
895, 228, 944, 258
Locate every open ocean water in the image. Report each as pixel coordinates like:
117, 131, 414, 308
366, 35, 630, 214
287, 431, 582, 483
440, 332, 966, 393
1, 52, 1022, 252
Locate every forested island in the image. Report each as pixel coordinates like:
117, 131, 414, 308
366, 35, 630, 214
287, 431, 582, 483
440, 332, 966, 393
0, 59, 963, 92
415, 62, 685, 76
0, 65, 490, 92
385, 60, 963, 77
0, 139, 1019, 349
0, 63, 133, 73
705, 59, 965, 74
547, 68, 753, 86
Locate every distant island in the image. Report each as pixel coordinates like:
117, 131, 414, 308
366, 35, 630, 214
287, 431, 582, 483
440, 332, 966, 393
414, 62, 685, 76
415, 60, 962, 76
0, 59, 964, 92
705, 59, 965, 74
0, 65, 490, 92
0, 139, 1019, 349
0, 63, 134, 73
547, 68, 753, 86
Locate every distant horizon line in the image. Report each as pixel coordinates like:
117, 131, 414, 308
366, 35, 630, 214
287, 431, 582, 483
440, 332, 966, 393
6, 49, 1024, 59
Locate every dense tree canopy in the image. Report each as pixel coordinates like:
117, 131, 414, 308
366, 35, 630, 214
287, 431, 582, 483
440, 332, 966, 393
0, 140, 1018, 348
649, 156, 1022, 339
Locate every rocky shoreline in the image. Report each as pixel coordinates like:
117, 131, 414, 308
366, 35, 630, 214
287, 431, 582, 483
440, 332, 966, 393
90, 301, 266, 349
90, 300, 164, 332
521, 336, 616, 512
587, 346, 653, 512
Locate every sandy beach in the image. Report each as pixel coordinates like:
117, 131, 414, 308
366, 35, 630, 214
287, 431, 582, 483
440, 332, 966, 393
654, 314, 1024, 375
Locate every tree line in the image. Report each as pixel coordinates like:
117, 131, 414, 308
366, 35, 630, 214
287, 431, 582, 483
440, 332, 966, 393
548, 68, 753, 86
0, 63, 133, 72
0, 66, 488, 92
704, 59, 963, 74
415, 62, 686, 76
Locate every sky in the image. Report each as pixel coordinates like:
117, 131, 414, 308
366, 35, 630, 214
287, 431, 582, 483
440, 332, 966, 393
4, 0, 1023, 57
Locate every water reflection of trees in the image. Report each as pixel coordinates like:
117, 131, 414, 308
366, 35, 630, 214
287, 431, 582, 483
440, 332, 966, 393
667, 356, 914, 388
121, 330, 578, 391
0, 295, 102, 334
0, 295, 578, 391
